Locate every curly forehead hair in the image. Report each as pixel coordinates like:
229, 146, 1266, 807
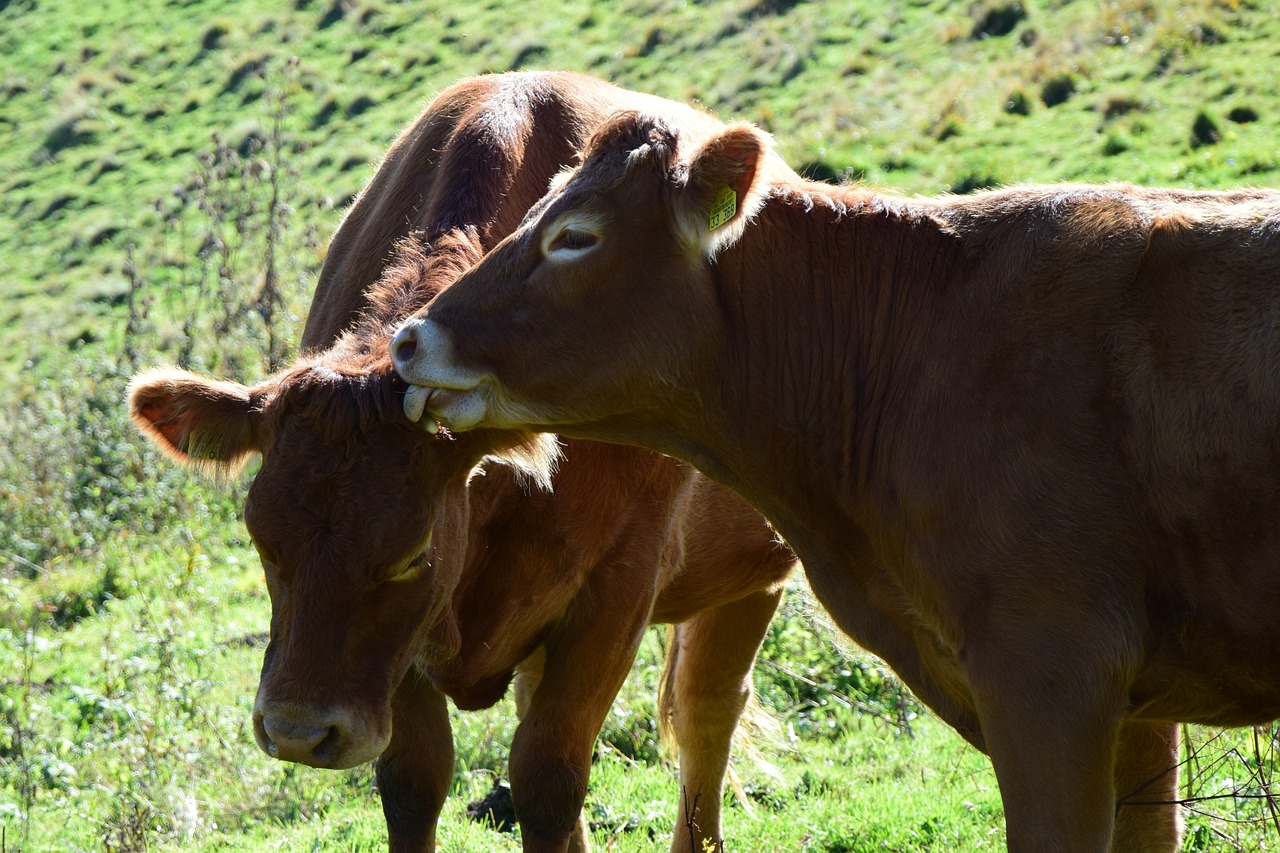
578, 111, 685, 187
258, 361, 409, 446
361, 229, 486, 340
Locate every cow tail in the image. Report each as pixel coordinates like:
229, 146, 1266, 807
730, 690, 785, 817
656, 623, 680, 754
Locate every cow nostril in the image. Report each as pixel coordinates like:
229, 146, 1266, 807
257, 712, 346, 765
253, 713, 275, 755
313, 726, 342, 762
392, 325, 418, 366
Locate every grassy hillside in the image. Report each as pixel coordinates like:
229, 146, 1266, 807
3, 0, 1280, 850
2, 0, 1278, 379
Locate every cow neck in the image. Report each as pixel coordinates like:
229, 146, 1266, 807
675, 184, 960, 543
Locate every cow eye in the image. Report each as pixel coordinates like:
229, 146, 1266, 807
386, 549, 432, 582
547, 226, 599, 255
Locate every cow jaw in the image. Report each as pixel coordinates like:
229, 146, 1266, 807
421, 384, 490, 432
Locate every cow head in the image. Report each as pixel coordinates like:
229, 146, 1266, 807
389, 112, 777, 439
128, 359, 556, 769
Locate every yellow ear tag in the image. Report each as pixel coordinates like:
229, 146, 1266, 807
708, 186, 737, 231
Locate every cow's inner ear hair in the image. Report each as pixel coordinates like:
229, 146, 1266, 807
673, 124, 771, 258
127, 368, 263, 475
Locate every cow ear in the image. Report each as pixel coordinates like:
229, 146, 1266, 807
674, 123, 772, 257
127, 368, 261, 470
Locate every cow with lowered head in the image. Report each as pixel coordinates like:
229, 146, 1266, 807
129, 73, 799, 853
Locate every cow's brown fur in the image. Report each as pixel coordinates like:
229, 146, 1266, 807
129, 76, 798, 853
392, 110, 1280, 851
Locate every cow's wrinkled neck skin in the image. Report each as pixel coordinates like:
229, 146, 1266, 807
488, 183, 1000, 746
717, 189, 950, 512
555, 186, 962, 583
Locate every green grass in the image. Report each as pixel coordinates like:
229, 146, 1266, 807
4, 541, 1278, 850
4, 0, 1280, 849
4, 551, 1011, 852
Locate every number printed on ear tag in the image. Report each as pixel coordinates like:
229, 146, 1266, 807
708, 186, 737, 230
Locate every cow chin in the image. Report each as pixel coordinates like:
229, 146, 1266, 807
252, 698, 391, 770
425, 386, 492, 432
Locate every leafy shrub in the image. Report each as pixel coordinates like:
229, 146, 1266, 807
755, 587, 920, 739
1227, 105, 1259, 123
1099, 94, 1145, 120
3, 58, 311, 579
599, 697, 662, 765
1103, 132, 1132, 156
201, 21, 231, 52
42, 108, 99, 155
1191, 110, 1221, 147
949, 169, 999, 195
0, 358, 237, 572
1003, 88, 1032, 116
971, 2, 1027, 40
1040, 73, 1076, 108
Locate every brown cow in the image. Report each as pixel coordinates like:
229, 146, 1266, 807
391, 109, 1280, 851
127, 74, 798, 853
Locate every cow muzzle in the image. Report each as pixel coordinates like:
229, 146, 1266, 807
252, 700, 388, 769
391, 318, 492, 431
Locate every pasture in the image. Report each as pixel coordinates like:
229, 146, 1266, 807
2, 0, 1279, 849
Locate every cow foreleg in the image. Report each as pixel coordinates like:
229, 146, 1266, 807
969, 637, 1128, 853
376, 668, 455, 853
1110, 720, 1182, 853
664, 587, 783, 853
509, 574, 653, 853
513, 649, 591, 853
